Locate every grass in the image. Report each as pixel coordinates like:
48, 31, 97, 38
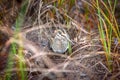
76, 0, 119, 72
5, 43, 16, 80
43, 0, 75, 23
5, 0, 29, 79
95, 0, 119, 71
1, 0, 120, 79
68, 41, 72, 55
43, 0, 120, 72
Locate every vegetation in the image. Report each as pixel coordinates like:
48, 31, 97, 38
0, 0, 120, 80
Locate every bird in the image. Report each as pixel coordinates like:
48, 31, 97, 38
50, 29, 71, 53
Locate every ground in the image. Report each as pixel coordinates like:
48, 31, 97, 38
0, 0, 120, 80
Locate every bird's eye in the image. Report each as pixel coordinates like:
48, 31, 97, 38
58, 30, 62, 33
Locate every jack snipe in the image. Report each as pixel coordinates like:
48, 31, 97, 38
50, 29, 71, 53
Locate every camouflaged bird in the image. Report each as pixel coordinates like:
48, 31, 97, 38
50, 29, 70, 53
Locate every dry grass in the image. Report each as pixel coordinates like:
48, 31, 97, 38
0, 0, 120, 80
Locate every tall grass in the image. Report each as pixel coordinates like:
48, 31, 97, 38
4, 0, 119, 79
5, 0, 29, 80
5, 43, 17, 80
95, 0, 119, 71
83, 0, 119, 72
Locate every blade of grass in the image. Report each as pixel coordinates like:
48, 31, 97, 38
5, 43, 17, 80
14, 0, 29, 79
6, 0, 29, 79
96, 0, 112, 71
15, 0, 29, 32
